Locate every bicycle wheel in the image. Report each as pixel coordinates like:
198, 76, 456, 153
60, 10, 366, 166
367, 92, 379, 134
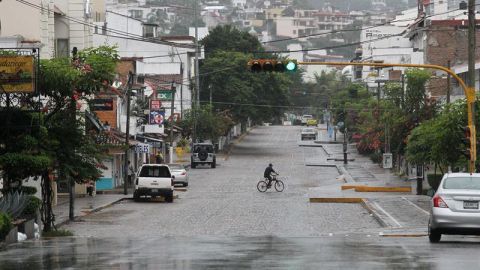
274, 180, 285, 192
257, 180, 268, 192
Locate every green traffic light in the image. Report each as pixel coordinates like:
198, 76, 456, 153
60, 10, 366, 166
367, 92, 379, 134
285, 61, 297, 71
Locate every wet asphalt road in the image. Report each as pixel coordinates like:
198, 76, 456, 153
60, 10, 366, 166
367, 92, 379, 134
3, 235, 480, 269
2, 126, 480, 269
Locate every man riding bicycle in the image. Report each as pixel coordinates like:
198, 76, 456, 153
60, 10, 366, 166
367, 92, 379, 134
264, 163, 277, 187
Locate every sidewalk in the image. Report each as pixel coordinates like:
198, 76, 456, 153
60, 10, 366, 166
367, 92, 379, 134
306, 124, 431, 236
54, 193, 129, 226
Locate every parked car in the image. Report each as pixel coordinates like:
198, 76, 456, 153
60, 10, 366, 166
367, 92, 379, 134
301, 127, 317, 140
191, 142, 216, 168
301, 114, 313, 126
428, 173, 480, 242
168, 163, 189, 187
134, 164, 174, 202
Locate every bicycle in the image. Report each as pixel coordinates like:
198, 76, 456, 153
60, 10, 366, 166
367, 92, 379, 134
257, 174, 285, 192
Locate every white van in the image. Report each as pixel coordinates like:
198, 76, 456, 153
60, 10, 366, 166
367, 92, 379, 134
133, 164, 174, 202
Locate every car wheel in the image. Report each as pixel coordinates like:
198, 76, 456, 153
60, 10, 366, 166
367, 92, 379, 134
133, 190, 140, 202
211, 159, 216, 168
191, 162, 196, 169
165, 195, 174, 203
429, 229, 441, 243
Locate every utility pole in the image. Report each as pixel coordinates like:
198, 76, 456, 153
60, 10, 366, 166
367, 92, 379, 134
170, 81, 176, 163
69, 47, 78, 221
123, 71, 134, 195
193, 0, 201, 143
468, 0, 477, 172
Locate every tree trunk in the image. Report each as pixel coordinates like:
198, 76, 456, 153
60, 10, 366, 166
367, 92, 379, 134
40, 170, 55, 232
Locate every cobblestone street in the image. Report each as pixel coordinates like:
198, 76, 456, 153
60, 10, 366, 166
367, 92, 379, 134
64, 126, 381, 237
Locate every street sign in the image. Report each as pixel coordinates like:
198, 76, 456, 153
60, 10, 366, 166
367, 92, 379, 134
92, 98, 113, 111
135, 143, 150, 154
158, 90, 173, 100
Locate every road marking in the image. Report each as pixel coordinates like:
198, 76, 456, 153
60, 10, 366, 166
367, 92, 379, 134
372, 201, 402, 228
401, 197, 430, 215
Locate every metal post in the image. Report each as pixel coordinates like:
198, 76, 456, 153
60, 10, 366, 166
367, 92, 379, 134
468, 0, 477, 172
377, 80, 381, 102
401, 73, 405, 107
180, 63, 183, 118
170, 82, 176, 163
123, 72, 134, 195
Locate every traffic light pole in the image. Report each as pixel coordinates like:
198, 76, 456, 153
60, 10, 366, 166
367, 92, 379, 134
467, 0, 476, 173
299, 61, 476, 173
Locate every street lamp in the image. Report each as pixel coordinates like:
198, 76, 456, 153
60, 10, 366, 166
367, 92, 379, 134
169, 81, 177, 163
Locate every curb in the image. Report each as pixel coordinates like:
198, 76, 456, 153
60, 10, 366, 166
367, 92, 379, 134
360, 199, 389, 228
379, 233, 427, 237
56, 197, 130, 227
354, 186, 412, 193
309, 197, 363, 203
309, 197, 392, 228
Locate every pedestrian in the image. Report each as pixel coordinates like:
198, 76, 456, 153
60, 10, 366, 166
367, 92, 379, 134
156, 152, 164, 164
128, 161, 135, 186
86, 180, 94, 196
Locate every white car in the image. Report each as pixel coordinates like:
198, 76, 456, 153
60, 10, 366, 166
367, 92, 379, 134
134, 164, 174, 202
301, 128, 317, 140
168, 163, 189, 187
429, 173, 480, 242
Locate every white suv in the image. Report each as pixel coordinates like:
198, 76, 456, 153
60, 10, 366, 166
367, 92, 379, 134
133, 164, 174, 202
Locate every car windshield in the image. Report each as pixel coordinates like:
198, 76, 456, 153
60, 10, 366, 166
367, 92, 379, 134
443, 177, 480, 190
168, 164, 184, 170
303, 115, 312, 119
139, 166, 171, 178
303, 129, 315, 132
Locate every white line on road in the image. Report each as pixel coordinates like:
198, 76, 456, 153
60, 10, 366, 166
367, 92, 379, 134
401, 197, 430, 215
372, 201, 403, 228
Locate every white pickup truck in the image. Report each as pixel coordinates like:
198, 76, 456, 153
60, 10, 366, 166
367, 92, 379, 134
133, 164, 174, 202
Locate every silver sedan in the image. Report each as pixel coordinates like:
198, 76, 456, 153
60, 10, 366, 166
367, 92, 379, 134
429, 173, 480, 242
168, 163, 189, 187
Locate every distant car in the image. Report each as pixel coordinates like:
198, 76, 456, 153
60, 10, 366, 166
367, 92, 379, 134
168, 163, 188, 187
428, 173, 480, 243
191, 142, 216, 168
134, 164, 174, 202
301, 114, 313, 126
306, 118, 318, 126
301, 127, 317, 140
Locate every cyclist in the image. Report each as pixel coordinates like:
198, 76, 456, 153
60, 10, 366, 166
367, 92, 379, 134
263, 163, 277, 188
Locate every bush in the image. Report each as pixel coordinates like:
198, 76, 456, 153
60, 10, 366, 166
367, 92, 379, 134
0, 212, 13, 240
427, 174, 443, 191
19, 186, 37, 195
0, 192, 29, 220
21, 196, 41, 220
369, 152, 383, 164
177, 138, 189, 148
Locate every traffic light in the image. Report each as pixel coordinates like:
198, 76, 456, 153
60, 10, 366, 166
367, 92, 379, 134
248, 59, 297, 73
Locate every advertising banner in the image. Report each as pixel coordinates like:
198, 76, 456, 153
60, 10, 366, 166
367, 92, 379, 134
0, 56, 35, 93
149, 100, 165, 125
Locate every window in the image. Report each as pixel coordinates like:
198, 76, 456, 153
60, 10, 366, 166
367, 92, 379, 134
55, 39, 69, 58
443, 177, 480, 190
140, 166, 171, 178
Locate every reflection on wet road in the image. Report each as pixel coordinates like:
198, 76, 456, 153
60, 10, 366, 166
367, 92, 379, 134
2, 236, 480, 269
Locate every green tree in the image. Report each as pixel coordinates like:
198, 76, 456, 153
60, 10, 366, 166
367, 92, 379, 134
201, 25, 263, 53
179, 105, 233, 141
